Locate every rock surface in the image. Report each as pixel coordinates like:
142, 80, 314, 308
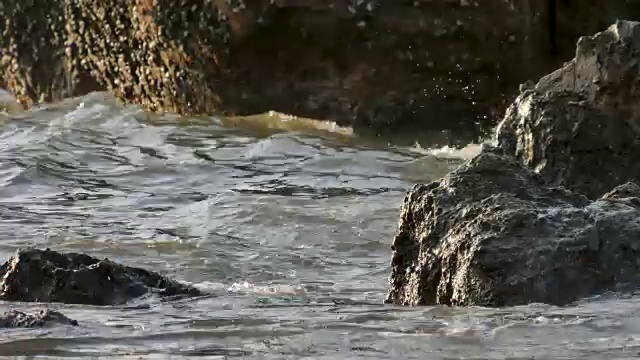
0, 309, 78, 328
386, 148, 640, 307
0, 0, 630, 132
497, 20, 640, 199
0, 248, 202, 305
387, 20, 640, 307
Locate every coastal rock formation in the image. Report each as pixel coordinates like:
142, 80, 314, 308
497, 20, 640, 199
387, 20, 640, 307
386, 148, 640, 307
0, 0, 626, 132
0, 309, 78, 328
0, 248, 202, 305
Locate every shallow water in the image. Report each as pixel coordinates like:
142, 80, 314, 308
1, 92, 640, 359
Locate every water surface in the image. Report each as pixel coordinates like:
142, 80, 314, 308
1, 92, 639, 359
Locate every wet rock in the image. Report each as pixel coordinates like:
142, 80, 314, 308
497, 20, 640, 199
0, 1, 102, 108
386, 148, 640, 307
1, 0, 631, 133
0, 309, 78, 328
0, 248, 202, 306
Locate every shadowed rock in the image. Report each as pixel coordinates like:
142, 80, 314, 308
0, 309, 78, 328
386, 148, 640, 307
0, 0, 629, 133
497, 20, 640, 199
0, 249, 202, 306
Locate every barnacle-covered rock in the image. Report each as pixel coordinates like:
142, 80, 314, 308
0, 0, 632, 133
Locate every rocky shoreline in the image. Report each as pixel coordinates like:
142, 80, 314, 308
2, 1, 639, 134
3, 8, 640, 332
387, 20, 640, 307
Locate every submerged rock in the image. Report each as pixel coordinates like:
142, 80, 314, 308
0, 309, 78, 328
497, 20, 640, 199
0, 249, 202, 306
386, 148, 640, 307
0, 0, 631, 132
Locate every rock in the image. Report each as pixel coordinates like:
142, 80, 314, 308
0, 309, 78, 328
0, 248, 202, 306
497, 20, 640, 199
1, 0, 630, 133
385, 148, 640, 307
0, 1, 102, 109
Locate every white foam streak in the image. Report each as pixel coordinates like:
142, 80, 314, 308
194, 280, 306, 296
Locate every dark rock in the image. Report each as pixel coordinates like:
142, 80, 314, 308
385, 149, 640, 307
386, 20, 640, 307
0, 309, 78, 328
497, 20, 640, 199
0, 248, 202, 306
1, 0, 633, 133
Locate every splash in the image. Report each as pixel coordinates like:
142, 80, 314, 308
223, 111, 355, 138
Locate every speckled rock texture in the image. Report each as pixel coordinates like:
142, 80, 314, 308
0, 1, 101, 108
0, 309, 78, 328
497, 20, 640, 199
386, 147, 640, 307
0, 0, 624, 131
0, 248, 202, 305
387, 20, 640, 307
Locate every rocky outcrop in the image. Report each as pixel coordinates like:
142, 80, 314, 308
387, 20, 640, 307
0, 309, 78, 328
386, 148, 640, 307
497, 20, 640, 199
0, 248, 202, 305
0, 1, 630, 132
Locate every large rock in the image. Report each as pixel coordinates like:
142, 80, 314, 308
0, 1, 629, 132
0, 1, 101, 108
386, 20, 640, 307
0, 309, 78, 328
497, 20, 640, 199
385, 148, 640, 307
0, 248, 202, 305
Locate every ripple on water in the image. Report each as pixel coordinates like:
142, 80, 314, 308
1, 92, 640, 359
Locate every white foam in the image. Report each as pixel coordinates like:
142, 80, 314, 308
194, 280, 306, 296
408, 137, 495, 161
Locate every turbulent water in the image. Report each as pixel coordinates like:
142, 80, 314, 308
1, 92, 640, 359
